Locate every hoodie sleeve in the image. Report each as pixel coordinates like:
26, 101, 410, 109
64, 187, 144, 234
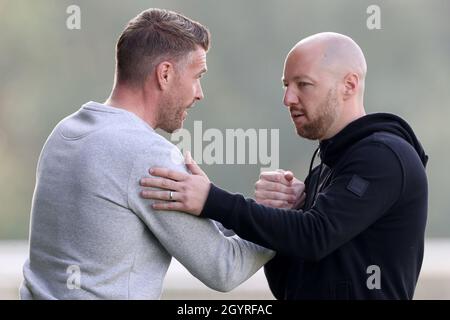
201, 142, 403, 261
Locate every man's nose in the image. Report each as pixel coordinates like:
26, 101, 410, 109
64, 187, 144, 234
283, 87, 299, 108
195, 84, 204, 101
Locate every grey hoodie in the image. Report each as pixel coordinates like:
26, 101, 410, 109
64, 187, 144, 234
20, 101, 274, 299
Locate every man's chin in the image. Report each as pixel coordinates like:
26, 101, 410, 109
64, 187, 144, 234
162, 121, 184, 134
296, 127, 318, 140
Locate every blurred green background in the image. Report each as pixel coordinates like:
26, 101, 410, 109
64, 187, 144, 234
0, 0, 449, 240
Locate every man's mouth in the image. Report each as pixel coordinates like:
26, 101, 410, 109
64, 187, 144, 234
183, 102, 196, 119
291, 112, 305, 119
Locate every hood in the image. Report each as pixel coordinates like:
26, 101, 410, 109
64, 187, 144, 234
318, 113, 428, 168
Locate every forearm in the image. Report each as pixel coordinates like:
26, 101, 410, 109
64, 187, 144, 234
140, 209, 274, 291
200, 180, 394, 261
201, 184, 304, 257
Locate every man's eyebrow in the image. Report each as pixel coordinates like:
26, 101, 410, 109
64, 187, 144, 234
282, 75, 315, 83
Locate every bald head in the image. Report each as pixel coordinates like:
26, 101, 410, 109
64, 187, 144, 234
290, 32, 367, 82
282, 33, 368, 140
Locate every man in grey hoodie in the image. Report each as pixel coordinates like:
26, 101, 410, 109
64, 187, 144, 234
20, 8, 274, 300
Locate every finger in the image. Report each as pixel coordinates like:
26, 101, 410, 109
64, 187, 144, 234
140, 190, 179, 201
254, 197, 264, 205
140, 177, 181, 191
299, 192, 306, 203
292, 180, 306, 191
152, 201, 186, 211
255, 180, 296, 194
260, 172, 291, 186
284, 171, 294, 183
295, 192, 307, 208
256, 196, 292, 207
258, 199, 290, 208
185, 151, 206, 176
255, 190, 297, 202
149, 167, 188, 181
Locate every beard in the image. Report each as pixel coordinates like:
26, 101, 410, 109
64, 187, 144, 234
157, 71, 195, 133
296, 87, 339, 140
158, 93, 191, 134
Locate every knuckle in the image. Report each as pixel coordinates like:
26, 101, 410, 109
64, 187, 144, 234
261, 173, 272, 181
294, 180, 305, 187
259, 181, 268, 190
296, 180, 305, 187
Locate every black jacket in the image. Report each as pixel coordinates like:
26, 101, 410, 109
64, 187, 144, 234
201, 113, 428, 299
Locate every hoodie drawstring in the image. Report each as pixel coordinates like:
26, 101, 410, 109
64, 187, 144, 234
307, 145, 323, 207
308, 146, 320, 177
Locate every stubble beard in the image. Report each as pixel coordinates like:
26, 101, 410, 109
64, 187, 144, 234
297, 87, 339, 140
158, 92, 186, 134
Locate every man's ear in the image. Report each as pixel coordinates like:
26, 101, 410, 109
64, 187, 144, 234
155, 61, 173, 90
342, 73, 359, 100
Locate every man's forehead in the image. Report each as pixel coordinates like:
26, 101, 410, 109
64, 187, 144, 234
287, 45, 322, 66
283, 47, 322, 78
191, 48, 207, 68
284, 57, 313, 79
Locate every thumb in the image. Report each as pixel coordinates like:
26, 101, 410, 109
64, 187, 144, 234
284, 171, 294, 182
185, 151, 205, 176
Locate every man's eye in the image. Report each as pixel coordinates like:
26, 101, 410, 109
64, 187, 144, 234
298, 82, 311, 87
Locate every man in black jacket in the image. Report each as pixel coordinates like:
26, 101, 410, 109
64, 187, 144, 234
139, 32, 428, 299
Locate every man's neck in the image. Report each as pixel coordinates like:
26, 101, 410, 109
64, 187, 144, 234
320, 104, 366, 141
104, 85, 158, 129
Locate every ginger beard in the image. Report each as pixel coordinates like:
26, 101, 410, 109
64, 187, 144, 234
295, 87, 339, 140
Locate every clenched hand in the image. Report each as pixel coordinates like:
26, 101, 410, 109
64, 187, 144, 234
254, 169, 306, 209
